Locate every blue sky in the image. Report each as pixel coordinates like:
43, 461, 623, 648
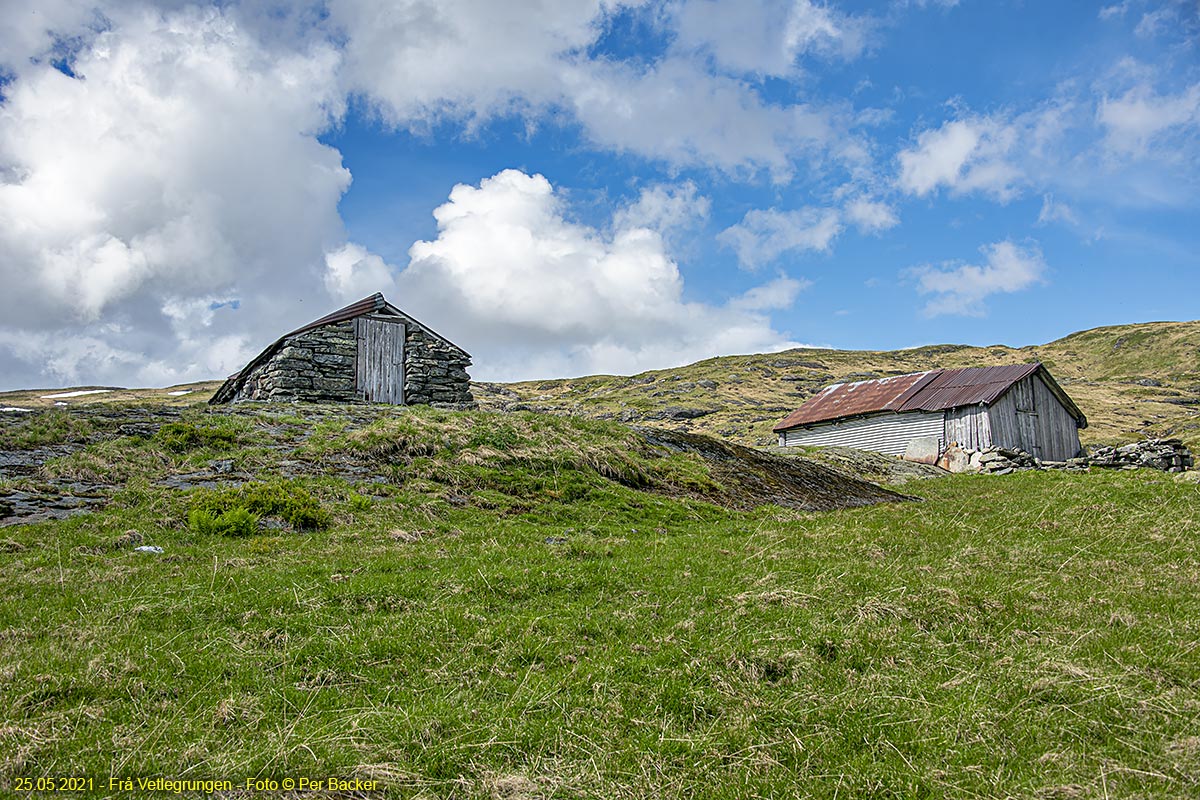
0, 1, 1197, 390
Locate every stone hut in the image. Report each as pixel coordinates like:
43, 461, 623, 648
210, 293, 472, 406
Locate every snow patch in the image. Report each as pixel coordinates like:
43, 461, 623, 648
167, 390, 193, 396
40, 389, 113, 399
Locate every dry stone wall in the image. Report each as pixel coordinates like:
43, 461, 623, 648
933, 438, 1193, 475
402, 325, 473, 406
234, 322, 358, 402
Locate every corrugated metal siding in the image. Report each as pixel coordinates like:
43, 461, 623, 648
944, 404, 992, 450
781, 411, 946, 455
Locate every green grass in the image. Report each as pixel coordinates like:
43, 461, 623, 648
2, 404, 1198, 798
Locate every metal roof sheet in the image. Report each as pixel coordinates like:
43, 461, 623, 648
771, 371, 937, 431
773, 362, 1086, 431
896, 363, 1041, 412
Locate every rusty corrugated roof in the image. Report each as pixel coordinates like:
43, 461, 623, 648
897, 363, 1041, 412
772, 371, 938, 432
773, 362, 1086, 431
283, 292, 388, 338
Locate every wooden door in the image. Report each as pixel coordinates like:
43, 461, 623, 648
1013, 379, 1041, 457
355, 317, 405, 404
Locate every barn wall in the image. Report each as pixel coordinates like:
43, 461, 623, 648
987, 375, 1081, 461
780, 411, 945, 455
233, 321, 358, 402
944, 405, 992, 450
988, 388, 1020, 450
1029, 374, 1082, 460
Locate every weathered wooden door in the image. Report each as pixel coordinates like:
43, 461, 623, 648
1013, 379, 1041, 458
355, 317, 405, 404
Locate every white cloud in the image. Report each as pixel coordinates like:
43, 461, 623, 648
718, 206, 843, 269
0, 5, 351, 389
1134, 7, 1171, 37
729, 275, 812, 311
1098, 83, 1200, 156
324, 242, 396, 302
0, 0, 100, 75
896, 117, 1023, 200
844, 197, 899, 233
326, 0, 617, 124
1099, 2, 1130, 20
390, 169, 805, 379
908, 240, 1047, 317
324, 0, 865, 179
1036, 194, 1079, 226
673, 0, 871, 77
612, 181, 711, 238
562, 56, 855, 179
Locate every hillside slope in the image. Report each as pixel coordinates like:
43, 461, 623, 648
474, 320, 1200, 448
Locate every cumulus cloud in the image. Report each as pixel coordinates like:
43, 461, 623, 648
391, 169, 805, 379
718, 206, 843, 269
324, 0, 863, 178
324, 242, 397, 302
611, 180, 711, 238
729, 275, 812, 311
562, 56, 856, 179
0, 4, 350, 389
325, 0, 614, 124
673, 0, 871, 77
844, 197, 899, 233
896, 117, 1023, 200
908, 241, 1047, 317
1098, 83, 1200, 156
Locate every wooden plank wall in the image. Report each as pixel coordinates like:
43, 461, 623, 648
355, 317, 406, 404
943, 405, 992, 450
1029, 374, 1082, 460
987, 375, 1082, 461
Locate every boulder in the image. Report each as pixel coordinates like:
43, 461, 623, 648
937, 444, 974, 473
903, 436, 941, 465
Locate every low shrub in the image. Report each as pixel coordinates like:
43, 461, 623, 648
189, 507, 259, 537
156, 422, 240, 453
189, 479, 330, 532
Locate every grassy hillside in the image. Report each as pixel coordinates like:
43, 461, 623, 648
2, 402, 1199, 798
474, 320, 1200, 449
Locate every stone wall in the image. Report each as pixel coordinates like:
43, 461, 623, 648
402, 325, 473, 405
234, 321, 358, 402
933, 439, 1193, 475
229, 318, 473, 405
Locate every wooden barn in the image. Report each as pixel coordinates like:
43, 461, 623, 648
773, 363, 1087, 461
210, 293, 472, 406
